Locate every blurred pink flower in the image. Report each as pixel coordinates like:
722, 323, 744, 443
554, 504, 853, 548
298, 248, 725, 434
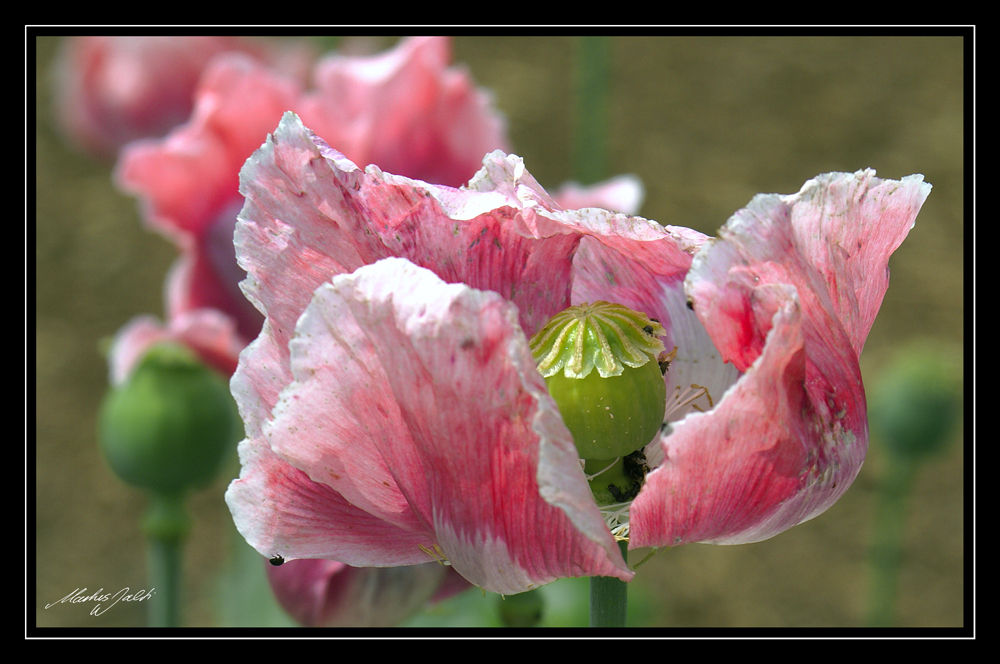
52, 36, 313, 160
265, 558, 469, 627
106, 309, 244, 384
112, 35, 642, 374
114, 36, 511, 348
225, 113, 931, 595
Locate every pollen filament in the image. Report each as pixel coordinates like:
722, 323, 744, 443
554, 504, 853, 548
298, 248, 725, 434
601, 500, 633, 541
664, 383, 714, 421
418, 543, 451, 566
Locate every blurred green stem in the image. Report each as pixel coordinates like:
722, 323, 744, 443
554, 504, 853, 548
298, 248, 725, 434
575, 36, 610, 185
866, 455, 918, 627
143, 492, 190, 627
590, 539, 628, 627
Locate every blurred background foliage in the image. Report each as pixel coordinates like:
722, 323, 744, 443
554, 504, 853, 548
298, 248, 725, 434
34, 33, 965, 629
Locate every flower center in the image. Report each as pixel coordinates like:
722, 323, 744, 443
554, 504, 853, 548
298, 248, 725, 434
529, 302, 668, 535
581, 449, 653, 541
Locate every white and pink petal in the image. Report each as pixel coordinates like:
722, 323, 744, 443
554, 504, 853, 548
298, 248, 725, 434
229, 257, 631, 594
225, 436, 435, 566
630, 170, 928, 547
236, 113, 578, 338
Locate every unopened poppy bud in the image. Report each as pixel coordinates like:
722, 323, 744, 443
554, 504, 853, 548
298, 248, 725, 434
868, 341, 962, 460
98, 342, 238, 495
529, 302, 667, 461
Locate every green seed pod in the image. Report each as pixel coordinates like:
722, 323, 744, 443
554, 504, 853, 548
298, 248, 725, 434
98, 342, 239, 495
530, 302, 667, 460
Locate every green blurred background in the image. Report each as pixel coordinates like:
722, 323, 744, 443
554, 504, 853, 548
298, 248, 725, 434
34, 34, 965, 628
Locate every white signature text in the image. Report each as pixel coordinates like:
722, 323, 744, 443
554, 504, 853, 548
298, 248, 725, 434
45, 587, 156, 616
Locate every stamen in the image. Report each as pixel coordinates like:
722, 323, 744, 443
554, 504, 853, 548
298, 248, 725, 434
600, 500, 633, 542
691, 383, 715, 410
418, 543, 451, 566
664, 383, 713, 421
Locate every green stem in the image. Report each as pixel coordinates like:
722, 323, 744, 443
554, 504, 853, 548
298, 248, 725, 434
866, 455, 918, 627
590, 539, 629, 627
142, 492, 190, 627
574, 36, 610, 185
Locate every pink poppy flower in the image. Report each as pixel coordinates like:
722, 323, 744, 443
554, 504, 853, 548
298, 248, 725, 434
106, 309, 245, 385
52, 36, 313, 160
265, 558, 469, 627
114, 36, 511, 346
224, 113, 931, 595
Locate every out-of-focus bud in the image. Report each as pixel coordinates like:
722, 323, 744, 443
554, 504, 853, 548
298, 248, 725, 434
496, 588, 544, 627
98, 342, 238, 495
867, 340, 962, 460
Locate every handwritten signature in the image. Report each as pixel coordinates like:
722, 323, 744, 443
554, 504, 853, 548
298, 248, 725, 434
45, 587, 155, 617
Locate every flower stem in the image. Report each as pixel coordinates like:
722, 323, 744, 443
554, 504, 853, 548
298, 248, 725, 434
142, 492, 190, 627
574, 36, 610, 185
589, 539, 628, 627
866, 455, 917, 627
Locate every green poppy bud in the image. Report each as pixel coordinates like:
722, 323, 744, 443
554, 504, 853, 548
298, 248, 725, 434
98, 342, 238, 495
530, 302, 667, 461
868, 340, 962, 460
